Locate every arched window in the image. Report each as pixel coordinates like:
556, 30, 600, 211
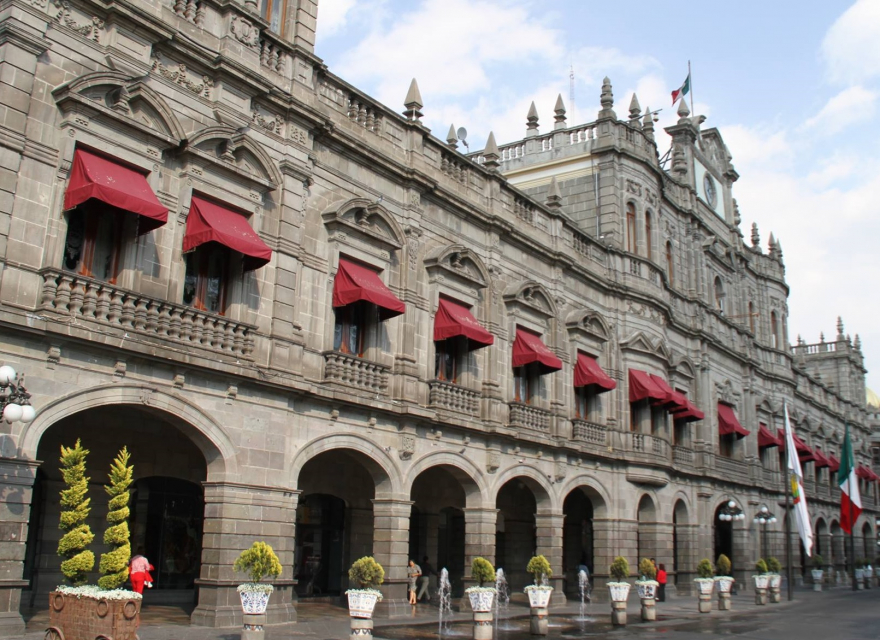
645, 211, 653, 260
626, 203, 637, 253
666, 242, 674, 286
770, 311, 779, 349
714, 277, 725, 314
748, 301, 755, 333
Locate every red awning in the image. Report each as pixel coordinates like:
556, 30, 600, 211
649, 374, 688, 411
718, 403, 750, 439
512, 328, 562, 374
778, 429, 817, 462
184, 196, 273, 271
434, 298, 493, 349
64, 148, 168, 233
856, 465, 870, 480
812, 448, 830, 468
628, 369, 667, 403
827, 454, 840, 473
573, 353, 616, 392
869, 468, 880, 482
332, 258, 406, 319
758, 423, 782, 448
672, 398, 705, 423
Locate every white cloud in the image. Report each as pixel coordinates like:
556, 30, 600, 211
802, 85, 878, 134
822, 0, 880, 84
316, 0, 357, 39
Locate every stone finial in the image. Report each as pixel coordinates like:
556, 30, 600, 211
768, 232, 777, 257
854, 334, 862, 351
837, 316, 845, 339
598, 77, 616, 119
526, 101, 539, 136
554, 93, 567, 129
628, 93, 641, 121
775, 239, 783, 261
483, 131, 500, 170
819, 331, 825, 344
751, 222, 761, 249
733, 199, 742, 226
677, 98, 690, 122
642, 105, 655, 141
446, 123, 458, 149
545, 176, 562, 211
403, 78, 423, 121
672, 143, 687, 176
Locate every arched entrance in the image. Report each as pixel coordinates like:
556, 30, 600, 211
562, 486, 606, 597
862, 521, 873, 561
815, 518, 828, 562
494, 475, 553, 592
672, 500, 690, 587
830, 520, 843, 573
636, 494, 657, 562
714, 504, 734, 570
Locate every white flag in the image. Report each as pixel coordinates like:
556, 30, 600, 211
783, 403, 813, 556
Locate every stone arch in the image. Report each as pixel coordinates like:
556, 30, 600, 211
503, 280, 558, 318
490, 464, 556, 509
672, 492, 692, 520
188, 125, 283, 188
404, 451, 489, 507
637, 493, 657, 520
423, 243, 490, 289
565, 309, 612, 343
18, 383, 237, 479
321, 197, 405, 251
558, 475, 610, 518
673, 357, 697, 381
290, 432, 403, 496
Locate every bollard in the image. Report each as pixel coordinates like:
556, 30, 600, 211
718, 592, 731, 611
529, 607, 548, 635
473, 611, 493, 640
611, 601, 627, 626
698, 593, 712, 613
754, 587, 767, 605
640, 597, 656, 621
769, 586, 781, 602
242, 613, 266, 640
350, 617, 373, 640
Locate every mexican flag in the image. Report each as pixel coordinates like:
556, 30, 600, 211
839, 423, 862, 534
671, 73, 690, 105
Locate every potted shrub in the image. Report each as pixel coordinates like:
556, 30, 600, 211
766, 557, 782, 602
346, 557, 385, 618
864, 560, 873, 589
635, 558, 658, 621
810, 554, 824, 590
465, 557, 496, 612
855, 558, 865, 589
694, 558, 714, 613
753, 559, 769, 605
524, 555, 554, 608
234, 541, 282, 615
608, 556, 630, 626
714, 554, 734, 610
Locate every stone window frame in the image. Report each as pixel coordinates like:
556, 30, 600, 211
566, 309, 614, 426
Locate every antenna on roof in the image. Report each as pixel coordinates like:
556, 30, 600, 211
457, 127, 469, 151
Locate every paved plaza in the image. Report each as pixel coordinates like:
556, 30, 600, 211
15, 587, 880, 640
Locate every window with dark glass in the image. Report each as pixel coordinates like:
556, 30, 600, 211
183, 243, 229, 314
63, 205, 124, 283
435, 337, 464, 383
666, 242, 674, 286
770, 312, 779, 349
645, 210, 653, 260
626, 203, 637, 253
714, 276, 725, 314
719, 433, 735, 458
261, 0, 285, 33
513, 364, 539, 404
333, 301, 369, 356
749, 301, 756, 332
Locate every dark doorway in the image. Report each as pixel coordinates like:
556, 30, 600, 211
714, 505, 734, 570
295, 494, 346, 597
562, 489, 594, 597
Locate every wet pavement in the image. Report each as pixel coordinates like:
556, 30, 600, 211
15, 586, 880, 640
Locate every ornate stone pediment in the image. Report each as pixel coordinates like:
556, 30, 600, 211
565, 309, 611, 342
185, 126, 281, 192
503, 281, 556, 319
714, 379, 740, 406
424, 244, 489, 295
322, 197, 404, 256
620, 331, 670, 364
671, 356, 696, 381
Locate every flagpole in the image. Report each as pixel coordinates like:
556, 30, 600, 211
688, 60, 694, 117
847, 421, 857, 591
784, 408, 793, 601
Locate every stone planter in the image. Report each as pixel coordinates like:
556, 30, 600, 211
466, 589, 496, 613
811, 569, 824, 591
347, 590, 381, 618
525, 585, 553, 608
608, 582, 630, 626
753, 575, 769, 605
239, 588, 271, 614
855, 569, 865, 590
694, 579, 714, 613
715, 577, 734, 610
47, 591, 141, 640
865, 567, 873, 589
636, 581, 658, 621
768, 574, 782, 603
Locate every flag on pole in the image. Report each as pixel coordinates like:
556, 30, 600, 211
783, 403, 813, 556
839, 423, 862, 534
671, 73, 691, 105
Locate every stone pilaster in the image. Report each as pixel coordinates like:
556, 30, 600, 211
371, 497, 412, 605
535, 511, 566, 605
0, 458, 38, 638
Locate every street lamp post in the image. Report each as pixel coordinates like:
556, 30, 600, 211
0, 364, 36, 424
753, 504, 778, 560
718, 499, 745, 591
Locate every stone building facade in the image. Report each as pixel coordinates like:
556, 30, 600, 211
0, 0, 877, 634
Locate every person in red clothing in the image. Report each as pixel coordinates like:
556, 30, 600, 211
656, 563, 667, 602
129, 548, 155, 595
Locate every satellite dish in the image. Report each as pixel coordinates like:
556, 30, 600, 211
456, 127, 468, 142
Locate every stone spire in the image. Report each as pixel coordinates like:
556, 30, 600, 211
403, 78, 423, 122
526, 101, 539, 137
733, 199, 742, 226
751, 222, 760, 249
768, 232, 777, 258
553, 94, 567, 130
837, 317, 845, 340
544, 176, 562, 211
482, 131, 500, 170
641, 106, 655, 141
854, 334, 862, 351
676, 98, 690, 123
775, 239, 783, 262
598, 77, 616, 119
820, 331, 825, 344
446, 124, 458, 149
628, 93, 641, 121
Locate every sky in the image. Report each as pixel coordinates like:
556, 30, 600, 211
313, 0, 880, 393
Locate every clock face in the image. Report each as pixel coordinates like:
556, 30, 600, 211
703, 174, 718, 209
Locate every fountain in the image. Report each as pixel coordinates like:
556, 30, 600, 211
494, 568, 510, 630
438, 568, 452, 636
577, 570, 590, 621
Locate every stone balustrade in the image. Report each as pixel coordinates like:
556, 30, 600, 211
623, 432, 670, 464
572, 420, 607, 445
171, 0, 205, 26
428, 380, 480, 415
440, 151, 471, 186
318, 79, 384, 135
713, 456, 750, 484
508, 403, 551, 433
39, 269, 256, 358
673, 445, 694, 467
323, 351, 390, 394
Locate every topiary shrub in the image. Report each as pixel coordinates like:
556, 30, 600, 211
57, 440, 95, 586
471, 557, 496, 587
716, 554, 731, 577
98, 447, 133, 590
766, 557, 782, 574
610, 556, 629, 582
755, 559, 769, 574
526, 555, 552, 585
811, 554, 823, 568
348, 556, 385, 590
234, 541, 282, 583
696, 558, 714, 579
638, 558, 657, 580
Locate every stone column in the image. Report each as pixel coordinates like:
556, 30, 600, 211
535, 510, 566, 605
192, 483, 298, 628
0, 458, 38, 638
371, 497, 413, 607
590, 517, 617, 598
463, 507, 497, 568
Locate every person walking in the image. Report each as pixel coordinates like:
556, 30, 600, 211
407, 559, 421, 605
416, 556, 434, 602
656, 563, 667, 602
129, 548, 154, 595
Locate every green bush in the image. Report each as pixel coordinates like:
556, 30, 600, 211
57, 440, 95, 586
638, 558, 656, 580
526, 555, 552, 585
755, 559, 769, 574
471, 557, 495, 587
811, 554, 824, 568
696, 558, 714, 579
234, 542, 282, 583
716, 554, 732, 577
98, 447, 133, 590
348, 556, 384, 589
766, 557, 782, 574
609, 556, 629, 582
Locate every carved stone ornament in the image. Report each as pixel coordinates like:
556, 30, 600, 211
230, 15, 260, 48
625, 179, 642, 197
399, 434, 415, 461
486, 451, 500, 474
252, 109, 283, 134
151, 55, 213, 98
404, 226, 422, 271
54, 1, 104, 41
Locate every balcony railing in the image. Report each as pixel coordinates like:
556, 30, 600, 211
713, 456, 750, 483
39, 270, 256, 358
572, 420, 607, 446
323, 351, 390, 394
428, 380, 480, 415
622, 432, 670, 464
508, 403, 551, 433
673, 445, 695, 467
